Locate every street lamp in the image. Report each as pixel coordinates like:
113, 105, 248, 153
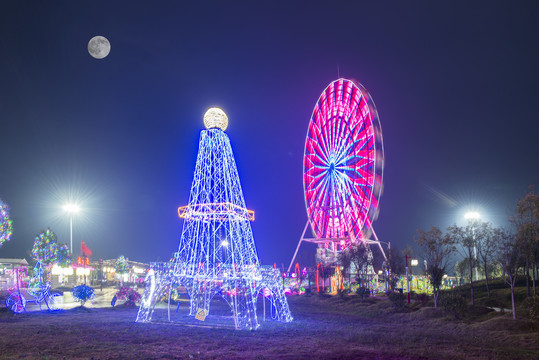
410, 259, 419, 289
464, 211, 480, 280
464, 212, 480, 221
220, 239, 229, 262
63, 203, 80, 254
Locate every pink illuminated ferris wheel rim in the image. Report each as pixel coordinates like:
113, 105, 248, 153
303, 78, 384, 244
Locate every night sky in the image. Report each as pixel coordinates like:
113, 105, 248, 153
1, 1, 538, 268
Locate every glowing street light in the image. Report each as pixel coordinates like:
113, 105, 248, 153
63, 203, 80, 254
464, 212, 481, 220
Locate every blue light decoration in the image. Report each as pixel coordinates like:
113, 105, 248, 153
136, 108, 292, 329
5, 262, 62, 313
72, 284, 95, 306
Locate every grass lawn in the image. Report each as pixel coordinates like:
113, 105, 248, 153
0, 292, 538, 360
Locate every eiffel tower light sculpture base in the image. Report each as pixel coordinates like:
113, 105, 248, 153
136, 108, 292, 330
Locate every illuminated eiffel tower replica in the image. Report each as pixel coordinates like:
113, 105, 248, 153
136, 108, 292, 330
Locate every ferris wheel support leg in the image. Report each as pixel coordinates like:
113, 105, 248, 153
288, 219, 311, 273
371, 228, 387, 261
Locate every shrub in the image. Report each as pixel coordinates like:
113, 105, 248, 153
388, 291, 405, 308
72, 284, 95, 306
356, 286, 370, 300
440, 291, 466, 318
415, 293, 430, 306
522, 296, 539, 321
116, 287, 141, 307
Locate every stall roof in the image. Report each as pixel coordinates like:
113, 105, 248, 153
0, 258, 29, 266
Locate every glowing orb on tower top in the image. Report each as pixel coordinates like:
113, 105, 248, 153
203, 107, 228, 131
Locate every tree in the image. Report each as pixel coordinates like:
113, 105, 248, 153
513, 186, 539, 297
387, 246, 405, 291
475, 221, 495, 297
0, 198, 13, 248
56, 244, 72, 267
447, 221, 484, 306
338, 243, 371, 286
454, 258, 470, 286
402, 244, 414, 259
31, 228, 71, 271
494, 227, 522, 320
416, 226, 455, 308
337, 247, 353, 285
31, 228, 59, 267
115, 255, 129, 286
350, 243, 371, 286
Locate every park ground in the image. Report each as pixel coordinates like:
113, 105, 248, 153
0, 283, 538, 360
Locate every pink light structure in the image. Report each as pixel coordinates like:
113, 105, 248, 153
289, 78, 385, 269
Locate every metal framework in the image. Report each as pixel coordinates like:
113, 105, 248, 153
137, 114, 292, 329
289, 78, 386, 270
178, 202, 255, 221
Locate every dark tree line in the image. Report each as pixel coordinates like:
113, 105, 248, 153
415, 186, 538, 319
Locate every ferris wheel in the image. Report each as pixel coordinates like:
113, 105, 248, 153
289, 78, 384, 269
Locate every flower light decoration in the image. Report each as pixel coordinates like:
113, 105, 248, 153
136, 108, 292, 329
72, 284, 95, 306
115, 286, 141, 307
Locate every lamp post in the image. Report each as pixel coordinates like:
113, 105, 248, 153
411, 259, 419, 290
464, 211, 480, 281
405, 255, 410, 304
63, 203, 80, 254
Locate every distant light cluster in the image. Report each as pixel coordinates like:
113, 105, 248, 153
0, 199, 13, 248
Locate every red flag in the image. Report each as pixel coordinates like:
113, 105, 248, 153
81, 240, 92, 257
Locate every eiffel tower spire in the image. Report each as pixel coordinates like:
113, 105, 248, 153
175, 127, 259, 270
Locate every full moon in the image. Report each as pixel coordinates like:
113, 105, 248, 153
88, 36, 111, 59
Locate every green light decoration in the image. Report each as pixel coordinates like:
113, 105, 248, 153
0, 198, 13, 248
115, 255, 129, 274
56, 244, 72, 267
31, 229, 58, 266
31, 228, 71, 267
